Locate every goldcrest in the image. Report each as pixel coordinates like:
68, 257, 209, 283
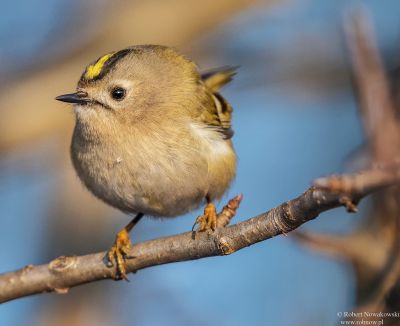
56, 45, 238, 279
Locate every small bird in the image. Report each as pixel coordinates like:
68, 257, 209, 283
56, 45, 241, 279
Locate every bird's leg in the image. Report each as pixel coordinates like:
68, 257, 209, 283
192, 194, 243, 232
193, 199, 218, 232
107, 213, 143, 280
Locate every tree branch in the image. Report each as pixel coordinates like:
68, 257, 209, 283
346, 10, 400, 164
1, 167, 399, 304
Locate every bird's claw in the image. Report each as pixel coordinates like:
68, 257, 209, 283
192, 194, 243, 233
106, 228, 132, 281
193, 203, 217, 232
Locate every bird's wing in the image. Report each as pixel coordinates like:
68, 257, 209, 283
199, 66, 237, 140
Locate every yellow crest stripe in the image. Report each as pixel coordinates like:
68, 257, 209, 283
85, 52, 115, 79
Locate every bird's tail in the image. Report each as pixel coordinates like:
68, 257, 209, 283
201, 66, 238, 92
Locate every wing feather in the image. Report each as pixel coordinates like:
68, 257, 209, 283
199, 66, 237, 139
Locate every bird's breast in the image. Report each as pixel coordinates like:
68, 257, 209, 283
70, 121, 236, 217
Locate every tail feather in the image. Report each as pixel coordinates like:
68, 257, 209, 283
201, 66, 238, 92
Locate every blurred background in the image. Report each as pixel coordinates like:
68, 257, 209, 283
1, 0, 400, 325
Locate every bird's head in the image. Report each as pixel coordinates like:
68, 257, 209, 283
56, 45, 202, 130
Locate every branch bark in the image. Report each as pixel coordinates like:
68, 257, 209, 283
1, 167, 399, 304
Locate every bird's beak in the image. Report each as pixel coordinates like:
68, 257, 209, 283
55, 91, 90, 104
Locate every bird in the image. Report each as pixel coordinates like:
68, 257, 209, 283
56, 45, 241, 279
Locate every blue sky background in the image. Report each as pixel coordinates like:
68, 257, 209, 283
1, 0, 400, 325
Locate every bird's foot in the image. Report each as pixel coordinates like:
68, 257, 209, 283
107, 228, 133, 281
193, 202, 217, 232
192, 194, 243, 232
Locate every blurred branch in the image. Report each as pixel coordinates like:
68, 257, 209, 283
297, 11, 400, 316
1, 166, 399, 303
346, 10, 400, 164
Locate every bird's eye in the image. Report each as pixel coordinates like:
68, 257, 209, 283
111, 87, 126, 101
